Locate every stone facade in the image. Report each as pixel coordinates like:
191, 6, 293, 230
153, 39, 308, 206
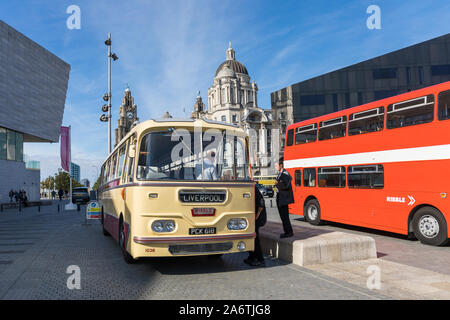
115, 85, 139, 147
193, 43, 275, 176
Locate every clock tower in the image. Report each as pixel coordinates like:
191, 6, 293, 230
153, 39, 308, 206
115, 84, 139, 147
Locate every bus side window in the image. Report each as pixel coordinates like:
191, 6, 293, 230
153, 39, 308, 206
117, 146, 126, 179
387, 94, 434, 129
110, 152, 118, 180
303, 168, 316, 187
348, 107, 384, 135
438, 90, 450, 120
127, 157, 134, 183
294, 170, 301, 186
348, 164, 384, 189
105, 159, 111, 184
100, 165, 105, 186
318, 116, 347, 141
286, 129, 294, 147
318, 167, 346, 188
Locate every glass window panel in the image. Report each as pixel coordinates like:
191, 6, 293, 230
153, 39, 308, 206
0, 128, 6, 160
303, 168, 316, 187
348, 165, 384, 189
318, 116, 347, 141
438, 90, 450, 121
117, 146, 126, 178
15, 132, 23, 162
136, 130, 249, 181
387, 94, 434, 129
294, 170, 301, 186
318, 166, 345, 188
349, 107, 384, 135
286, 129, 294, 146
7, 129, 16, 161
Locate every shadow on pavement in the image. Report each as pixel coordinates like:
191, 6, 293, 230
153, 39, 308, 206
140, 252, 289, 275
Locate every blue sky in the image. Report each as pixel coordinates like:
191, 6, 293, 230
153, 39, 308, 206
1, 0, 449, 184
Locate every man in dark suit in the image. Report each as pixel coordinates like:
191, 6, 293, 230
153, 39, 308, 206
275, 157, 294, 238
244, 185, 267, 266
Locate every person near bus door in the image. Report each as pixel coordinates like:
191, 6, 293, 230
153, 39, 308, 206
244, 185, 267, 266
275, 157, 294, 238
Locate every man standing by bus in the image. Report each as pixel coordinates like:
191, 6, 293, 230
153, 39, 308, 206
244, 185, 266, 266
275, 158, 294, 238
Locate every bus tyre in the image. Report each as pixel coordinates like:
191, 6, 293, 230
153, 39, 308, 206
304, 199, 322, 226
119, 221, 137, 264
412, 207, 448, 246
102, 212, 110, 237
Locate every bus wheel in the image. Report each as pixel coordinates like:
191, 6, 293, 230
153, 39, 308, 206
304, 199, 322, 226
102, 211, 110, 237
412, 207, 448, 246
119, 221, 137, 264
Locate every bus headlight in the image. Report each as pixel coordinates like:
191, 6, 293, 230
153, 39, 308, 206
152, 220, 176, 233
227, 218, 248, 230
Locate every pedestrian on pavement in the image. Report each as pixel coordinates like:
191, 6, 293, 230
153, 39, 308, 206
58, 189, 63, 201
244, 185, 267, 267
9, 189, 14, 203
275, 157, 294, 238
51, 190, 56, 200
22, 191, 28, 207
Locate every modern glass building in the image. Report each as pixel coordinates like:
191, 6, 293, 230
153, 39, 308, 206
271, 33, 450, 151
71, 162, 80, 183
0, 20, 70, 202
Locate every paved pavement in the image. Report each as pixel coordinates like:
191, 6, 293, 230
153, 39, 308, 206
0, 201, 389, 300
263, 198, 450, 275
264, 198, 450, 299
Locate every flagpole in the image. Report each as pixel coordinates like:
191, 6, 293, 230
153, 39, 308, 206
69, 125, 72, 204
65, 125, 76, 210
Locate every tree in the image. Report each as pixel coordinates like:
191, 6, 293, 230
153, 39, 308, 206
55, 170, 83, 191
92, 176, 101, 190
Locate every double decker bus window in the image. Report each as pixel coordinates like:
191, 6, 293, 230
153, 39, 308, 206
349, 107, 384, 135
387, 94, 434, 129
294, 170, 301, 186
286, 129, 294, 146
318, 167, 345, 188
303, 168, 316, 187
295, 124, 317, 144
438, 90, 450, 120
318, 116, 347, 141
348, 164, 384, 189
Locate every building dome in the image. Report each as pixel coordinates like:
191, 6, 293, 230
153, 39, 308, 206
215, 64, 236, 78
215, 42, 248, 76
215, 60, 248, 76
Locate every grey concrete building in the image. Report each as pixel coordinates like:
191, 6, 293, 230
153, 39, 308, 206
271, 33, 450, 154
0, 20, 70, 202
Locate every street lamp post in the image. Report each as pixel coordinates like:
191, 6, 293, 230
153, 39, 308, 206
100, 32, 118, 155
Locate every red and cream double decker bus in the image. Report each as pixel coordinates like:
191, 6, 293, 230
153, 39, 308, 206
284, 81, 450, 246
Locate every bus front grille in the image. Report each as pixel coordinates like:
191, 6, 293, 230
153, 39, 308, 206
168, 242, 233, 255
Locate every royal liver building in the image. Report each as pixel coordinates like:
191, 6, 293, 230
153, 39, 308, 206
192, 43, 275, 177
